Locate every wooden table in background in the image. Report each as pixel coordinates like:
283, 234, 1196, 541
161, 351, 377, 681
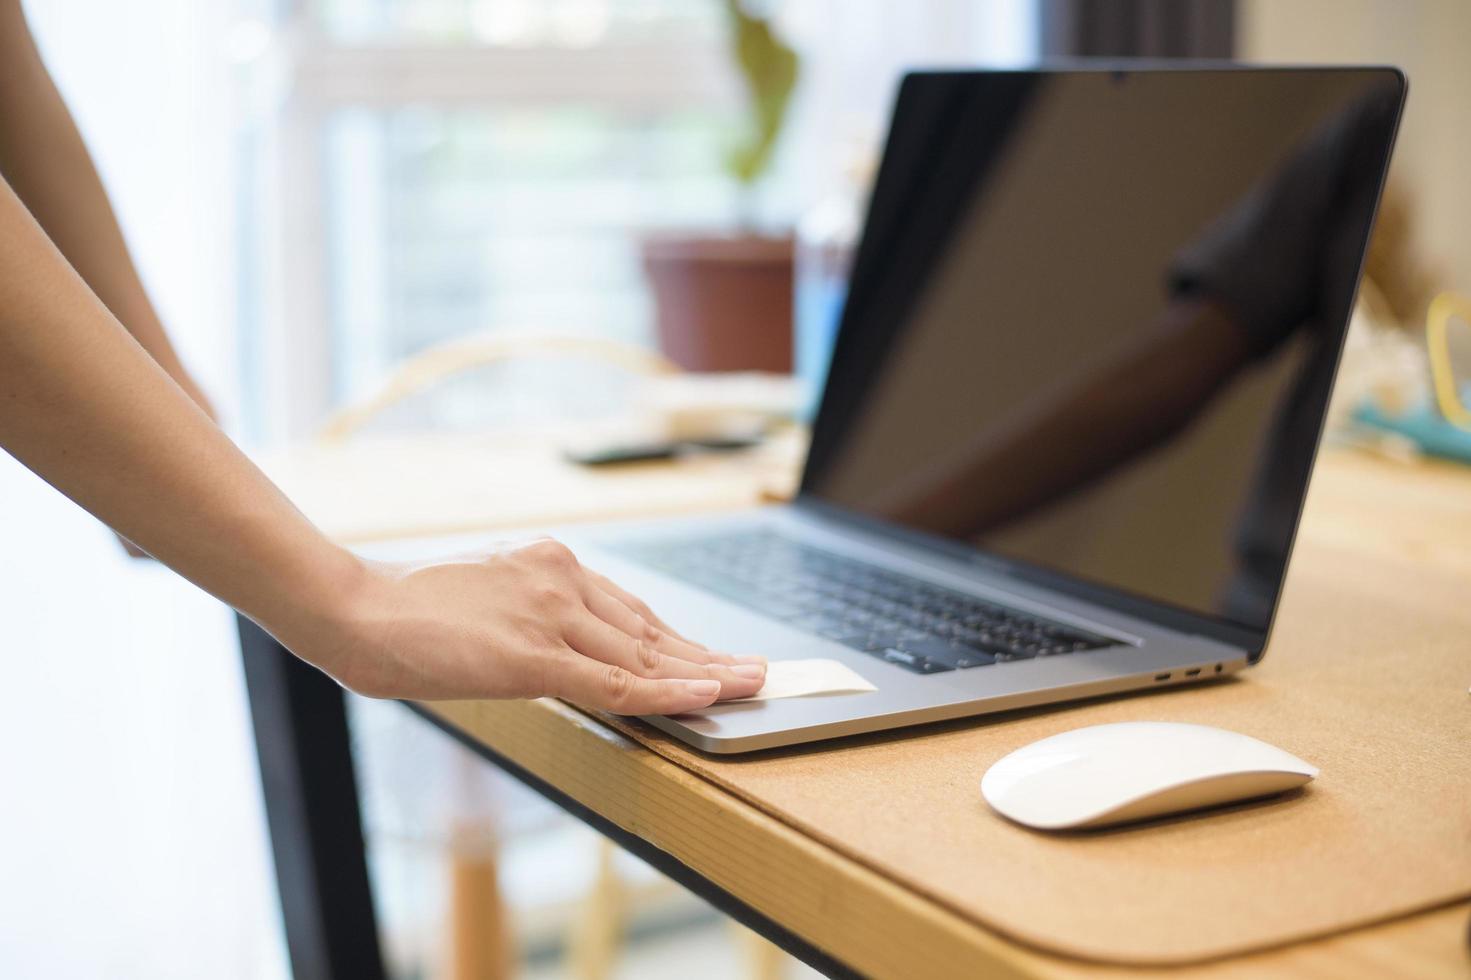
239, 434, 1471, 980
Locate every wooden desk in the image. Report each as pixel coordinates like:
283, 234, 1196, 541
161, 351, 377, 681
240, 437, 1471, 979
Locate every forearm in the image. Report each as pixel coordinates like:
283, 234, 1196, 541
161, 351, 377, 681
0, 1, 198, 387
0, 176, 360, 669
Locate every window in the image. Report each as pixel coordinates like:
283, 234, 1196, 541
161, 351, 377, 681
235, 0, 1037, 439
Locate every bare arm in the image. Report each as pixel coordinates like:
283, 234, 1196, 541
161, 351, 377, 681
0, 0, 763, 708
0, 0, 211, 415
0, 174, 763, 709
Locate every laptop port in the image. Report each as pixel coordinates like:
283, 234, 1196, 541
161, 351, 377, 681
1154, 673, 1171, 682
1185, 668, 1202, 677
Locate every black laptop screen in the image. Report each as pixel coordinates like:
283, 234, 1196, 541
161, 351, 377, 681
801, 68, 1403, 644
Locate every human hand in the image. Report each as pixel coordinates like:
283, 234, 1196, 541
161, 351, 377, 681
303, 538, 766, 714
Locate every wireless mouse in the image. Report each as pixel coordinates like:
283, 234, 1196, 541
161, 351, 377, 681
981, 721, 1318, 830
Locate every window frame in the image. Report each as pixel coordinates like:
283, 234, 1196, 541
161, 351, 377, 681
246, 2, 740, 438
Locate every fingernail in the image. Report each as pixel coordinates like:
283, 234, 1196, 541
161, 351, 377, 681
734, 655, 767, 665
731, 664, 765, 679
685, 680, 720, 697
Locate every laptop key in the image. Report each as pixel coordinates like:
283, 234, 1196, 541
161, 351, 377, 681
897, 636, 996, 669
853, 634, 901, 653
619, 531, 1118, 671
881, 648, 954, 673
818, 627, 870, 646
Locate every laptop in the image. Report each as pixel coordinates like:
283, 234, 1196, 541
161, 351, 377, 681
562, 66, 1405, 753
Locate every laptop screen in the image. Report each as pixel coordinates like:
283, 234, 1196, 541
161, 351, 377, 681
802, 68, 1403, 646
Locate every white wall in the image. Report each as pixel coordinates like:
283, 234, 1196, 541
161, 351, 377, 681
1, 3, 285, 978
1242, 0, 1471, 296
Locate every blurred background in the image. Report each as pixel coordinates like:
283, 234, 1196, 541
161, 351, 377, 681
2, 1, 1467, 978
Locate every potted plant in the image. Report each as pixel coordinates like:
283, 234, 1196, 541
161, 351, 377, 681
641, 0, 800, 373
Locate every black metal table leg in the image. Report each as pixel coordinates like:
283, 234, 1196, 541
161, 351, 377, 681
237, 614, 387, 980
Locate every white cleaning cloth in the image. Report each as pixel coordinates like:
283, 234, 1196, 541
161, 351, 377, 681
730, 658, 878, 702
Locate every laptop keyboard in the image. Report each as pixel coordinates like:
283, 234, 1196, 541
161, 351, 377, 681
619, 530, 1118, 674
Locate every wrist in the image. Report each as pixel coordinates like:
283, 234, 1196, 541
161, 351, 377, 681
258, 537, 381, 680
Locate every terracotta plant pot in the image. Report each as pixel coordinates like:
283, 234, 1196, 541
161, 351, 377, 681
641, 233, 795, 373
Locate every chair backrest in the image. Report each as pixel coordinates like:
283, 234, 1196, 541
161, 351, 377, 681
316, 332, 679, 444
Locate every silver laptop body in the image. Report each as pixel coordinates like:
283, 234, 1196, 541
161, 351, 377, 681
567, 66, 1405, 753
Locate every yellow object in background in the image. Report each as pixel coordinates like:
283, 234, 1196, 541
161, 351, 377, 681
1427, 292, 1471, 430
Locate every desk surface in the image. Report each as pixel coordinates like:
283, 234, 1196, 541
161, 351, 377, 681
270, 433, 1471, 978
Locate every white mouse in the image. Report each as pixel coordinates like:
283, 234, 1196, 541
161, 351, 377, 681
981, 721, 1318, 830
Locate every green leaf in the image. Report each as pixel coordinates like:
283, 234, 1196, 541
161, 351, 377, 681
722, 0, 800, 186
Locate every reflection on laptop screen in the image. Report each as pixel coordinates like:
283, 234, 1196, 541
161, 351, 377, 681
802, 69, 1402, 637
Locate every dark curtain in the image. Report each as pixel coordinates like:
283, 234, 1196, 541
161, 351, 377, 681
1039, 0, 1235, 59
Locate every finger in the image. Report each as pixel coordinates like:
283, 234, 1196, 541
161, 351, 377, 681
582, 581, 733, 668
550, 652, 723, 715
586, 568, 766, 666
564, 603, 766, 699
579, 584, 767, 695
585, 569, 697, 642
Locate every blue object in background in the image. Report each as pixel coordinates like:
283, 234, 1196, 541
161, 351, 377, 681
794, 269, 847, 421
792, 167, 864, 422
1352, 388, 1471, 464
